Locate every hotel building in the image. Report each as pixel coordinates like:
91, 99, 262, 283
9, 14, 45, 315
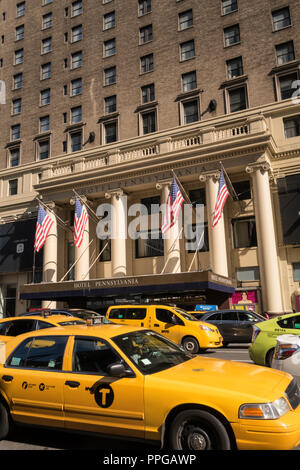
0, 0, 300, 316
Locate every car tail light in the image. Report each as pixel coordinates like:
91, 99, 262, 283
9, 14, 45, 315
251, 325, 261, 343
274, 343, 300, 360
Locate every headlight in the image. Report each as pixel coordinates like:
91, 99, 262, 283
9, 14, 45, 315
199, 325, 214, 332
239, 397, 290, 419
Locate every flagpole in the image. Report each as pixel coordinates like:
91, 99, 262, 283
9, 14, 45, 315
35, 197, 73, 233
59, 239, 94, 282
219, 161, 239, 201
187, 230, 204, 272
171, 170, 192, 205
73, 189, 99, 224
81, 241, 109, 280
32, 247, 37, 284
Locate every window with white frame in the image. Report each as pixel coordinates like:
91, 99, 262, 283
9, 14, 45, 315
71, 24, 82, 42
138, 0, 151, 16
71, 0, 82, 17
141, 109, 156, 134
283, 115, 300, 138
141, 83, 155, 103
70, 131, 82, 152
12, 98, 22, 115
71, 106, 82, 123
16, 2, 25, 17
103, 11, 115, 30
104, 120, 118, 143
104, 95, 116, 113
227, 85, 247, 113
9, 147, 20, 167
11, 124, 21, 141
221, 0, 238, 15
140, 53, 153, 73
9, 179, 18, 195
40, 115, 50, 132
13, 72, 23, 89
276, 41, 295, 65
226, 56, 243, 79
14, 49, 24, 64
104, 66, 116, 85
71, 51, 82, 69
182, 71, 197, 91
38, 139, 50, 160
272, 7, 291, 32
140, 24, 152, 44
182, 99, 199, 124
40, 88, 50, 106
42, 12, 52, 29
71, 78, 82, 96
178, 10, 193, 30
41, 62, 51, 79
180, 40, 195, 61
42, 37, 52, 54
278, 72, 299, 100
224, 24, 240, 47
15, 25, 24, 41
104, 38, 116, 57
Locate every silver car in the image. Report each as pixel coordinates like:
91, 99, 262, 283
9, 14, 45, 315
272, 334, 300, 385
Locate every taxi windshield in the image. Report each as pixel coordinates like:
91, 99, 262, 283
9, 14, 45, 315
172, 308, 199, 321
113, 330, 192, 375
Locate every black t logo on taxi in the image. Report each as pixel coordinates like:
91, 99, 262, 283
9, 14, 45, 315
39, 383, 45, 391
94, 384, 114, 408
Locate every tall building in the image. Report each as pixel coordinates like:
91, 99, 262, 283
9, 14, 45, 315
0, 0, 300, 316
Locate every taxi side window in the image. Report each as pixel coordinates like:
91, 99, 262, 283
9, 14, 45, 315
126, 308, 147, 320
108, 308, 124, 319
73, 337, 121, 374
155, 309, 184, 325
5, 319, 36, 337
7, 335, 68, 370
207, 313, 222, 321
238, 312, 256, 322
278, 316, 300, 329
0, 321, 11, 335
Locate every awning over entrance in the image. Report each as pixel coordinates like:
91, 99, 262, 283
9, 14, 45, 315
20, 271, 236, 307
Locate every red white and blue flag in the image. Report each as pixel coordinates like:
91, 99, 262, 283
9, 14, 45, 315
212, 169, 229, 229
34, 204, 54, 252
74, 197, 88, 247
161, 178, 184, 234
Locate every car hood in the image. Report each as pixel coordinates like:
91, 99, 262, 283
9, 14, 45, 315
149, 355, 292, 402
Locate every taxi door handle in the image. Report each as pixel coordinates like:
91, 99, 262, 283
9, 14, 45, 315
2, 375, 13, 382
65, 380, 80, 388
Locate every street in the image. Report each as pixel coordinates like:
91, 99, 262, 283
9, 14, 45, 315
2, 344, 298, 452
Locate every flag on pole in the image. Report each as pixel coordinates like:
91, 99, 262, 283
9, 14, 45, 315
74, 197, 88, 247
212, 169, 229, 229
161, 178, 184, 234
34, 204, 54, 252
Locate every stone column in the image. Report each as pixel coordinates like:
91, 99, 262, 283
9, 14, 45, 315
156, 180, 182, 274
105, 189, 127, 277
70, 197, 90, 281
42, 202, 57, 308
246, 159, 283, 314
199, 170, 229, 277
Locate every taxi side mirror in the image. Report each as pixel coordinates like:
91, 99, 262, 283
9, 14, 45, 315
108, 363, 128, 378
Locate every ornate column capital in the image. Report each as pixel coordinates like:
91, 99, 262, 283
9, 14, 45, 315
156, 178, 173, 191
104, 188, 125, 200
245, 161, 271, 174
70, 195, 87, 205
199, 169, 220, 183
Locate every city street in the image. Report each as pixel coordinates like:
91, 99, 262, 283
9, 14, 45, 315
2, 344, 299, 452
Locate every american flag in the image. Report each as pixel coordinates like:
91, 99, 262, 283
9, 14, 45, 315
161, 178, 184, 234
34, 204, 54, 252
212, 169, 229, 229
74, 197, 88, 247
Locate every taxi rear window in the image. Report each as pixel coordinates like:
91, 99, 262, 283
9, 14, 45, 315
277, 315, 300, 329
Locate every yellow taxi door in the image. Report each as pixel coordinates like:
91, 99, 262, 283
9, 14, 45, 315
1, 335, 68, 428
150, 307, 182, 345
63, 336, 145, 439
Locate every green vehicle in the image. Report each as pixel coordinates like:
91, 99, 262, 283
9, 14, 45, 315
249, 312, 300, 367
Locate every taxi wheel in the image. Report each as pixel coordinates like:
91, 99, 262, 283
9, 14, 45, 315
0, 402, 11, 440
182, 336, 199, 354
169, 409, 231, 450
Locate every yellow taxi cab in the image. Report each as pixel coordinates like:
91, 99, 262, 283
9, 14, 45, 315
0, 314, 86, 344
0, 322, 300, 450
105, 304, 222, 354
